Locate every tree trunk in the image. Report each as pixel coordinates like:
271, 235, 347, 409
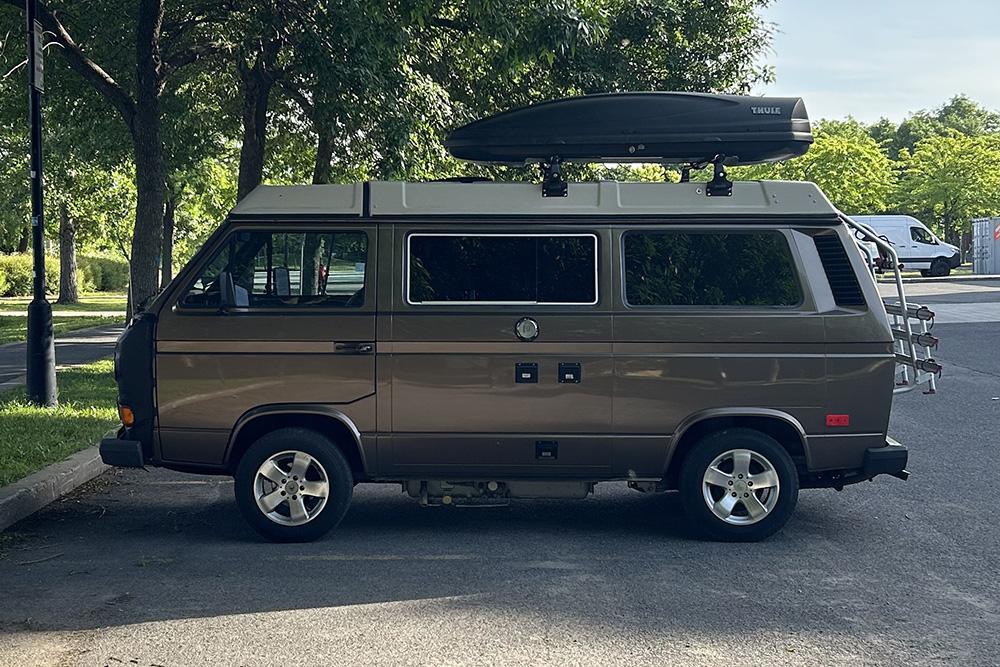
16, 225, 29, 253
128, 0, 166, 317
312, 126, 334, 184
57, 201, 79, 304
236, 41, 281, 201
160, 190, 175, 288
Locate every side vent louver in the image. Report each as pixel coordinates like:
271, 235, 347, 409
814, 233, 867, 308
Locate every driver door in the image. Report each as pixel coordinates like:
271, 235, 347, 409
155, 224, 377, 466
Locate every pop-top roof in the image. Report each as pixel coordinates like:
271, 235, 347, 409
230, 180, 837, 218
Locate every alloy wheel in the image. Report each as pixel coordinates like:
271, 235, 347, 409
253, 450, 330, 526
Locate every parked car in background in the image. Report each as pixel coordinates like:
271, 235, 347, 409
851, 215, 960, 276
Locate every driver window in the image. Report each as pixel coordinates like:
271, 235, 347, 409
179, 230, 368, 308
910, 227, 937, 244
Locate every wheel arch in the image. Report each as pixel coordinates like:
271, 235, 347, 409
225, 404, 368, 478
662, 408, 809, 488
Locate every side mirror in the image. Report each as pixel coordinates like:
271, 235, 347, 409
218, 271, 237, 309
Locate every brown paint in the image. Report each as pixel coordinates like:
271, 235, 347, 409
146, 218, 894, 486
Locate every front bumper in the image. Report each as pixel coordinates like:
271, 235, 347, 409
947, 252, 961, 269
100, 430, 145, 468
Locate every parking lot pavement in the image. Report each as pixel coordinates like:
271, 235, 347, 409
878, 278, 1000, 323
2, 325, 999, 666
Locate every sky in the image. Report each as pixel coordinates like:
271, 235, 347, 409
756, 0, 1000, 123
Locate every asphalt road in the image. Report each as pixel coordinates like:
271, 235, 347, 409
1, 311, 998, 665
0, 324, 124, 387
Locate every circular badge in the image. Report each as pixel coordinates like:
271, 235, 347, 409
514, 317, 540, 341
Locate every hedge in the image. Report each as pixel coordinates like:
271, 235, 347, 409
0, 253, 128, 297
79, 255, 130, 292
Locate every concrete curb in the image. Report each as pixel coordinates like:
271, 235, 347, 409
0, 444, 108, 531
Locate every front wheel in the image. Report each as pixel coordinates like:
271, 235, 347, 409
678, 428, 799, 542
929, 258, 951, 277
234, 427, 353, 542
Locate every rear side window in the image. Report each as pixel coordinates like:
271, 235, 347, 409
180, 230, 367, 308
408, 234, 598, 304
623, 231, 801, 307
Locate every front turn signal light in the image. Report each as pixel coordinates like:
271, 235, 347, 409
118, 404, 135, 427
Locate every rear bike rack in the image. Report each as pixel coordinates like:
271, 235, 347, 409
840, 212, 941, 395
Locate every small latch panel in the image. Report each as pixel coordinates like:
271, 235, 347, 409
535, 440, 558, 460
515, 362, 538, 383
558, 362, 581, 384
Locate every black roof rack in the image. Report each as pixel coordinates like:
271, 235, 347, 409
445, 92, 813, 197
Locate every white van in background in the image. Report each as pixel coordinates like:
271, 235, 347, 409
851, 215, 961, 277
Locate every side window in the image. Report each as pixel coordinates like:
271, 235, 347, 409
408, 234, 598, 305
910, 226, 936, 244
623, 231, 801, 307
180, 230, 368, 308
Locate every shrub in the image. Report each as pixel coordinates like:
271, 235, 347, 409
0, 253, 120, 297
78, 255, 129, 292
0, 254, 35, 297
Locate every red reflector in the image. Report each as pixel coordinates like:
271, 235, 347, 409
826, 414, 850, 427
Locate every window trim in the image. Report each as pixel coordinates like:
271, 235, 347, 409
175, 228, 370, 312
619, 228, 804, 310
405, 232, 600, 306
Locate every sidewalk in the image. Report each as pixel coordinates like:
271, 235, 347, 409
0, 323, 125, 388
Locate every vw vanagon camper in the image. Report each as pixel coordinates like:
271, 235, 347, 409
101, 93, 938, 542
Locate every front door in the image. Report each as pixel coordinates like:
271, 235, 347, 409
155, 224, 376, 465
384, 225, 614, 478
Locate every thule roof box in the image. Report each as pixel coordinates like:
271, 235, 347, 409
445, 92, 812, 197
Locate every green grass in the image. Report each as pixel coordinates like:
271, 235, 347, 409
0, 291, 127, 314
0, 359, 117, 487
0, 315, 122, 345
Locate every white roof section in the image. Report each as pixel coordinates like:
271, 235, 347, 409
231, 180, 837, 218
370, 180, 835, 217
231, 183, 364, 216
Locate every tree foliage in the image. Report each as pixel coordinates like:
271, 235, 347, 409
1, 0, 998, 288
896, 133, 1000, 244
731, 120, 896, 214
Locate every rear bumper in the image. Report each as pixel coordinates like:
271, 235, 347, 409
861, 436, 908, 481
100, 430, 145, 468
801, 436, 908, 488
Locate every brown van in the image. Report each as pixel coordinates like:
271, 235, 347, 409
100, 94, 937, 542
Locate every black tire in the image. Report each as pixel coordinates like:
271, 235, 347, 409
678, 428, 799, 542
919, 269, 931, 277
234, 427, 353, 542
929, 258, 950, 277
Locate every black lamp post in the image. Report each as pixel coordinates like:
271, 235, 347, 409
25, 0, 57, 407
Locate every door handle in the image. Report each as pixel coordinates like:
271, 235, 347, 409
334, 342, 374, 354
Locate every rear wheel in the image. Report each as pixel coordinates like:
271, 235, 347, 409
234, 427, 353, 542
929, 258, 951, 277
678, 428, 798, 542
